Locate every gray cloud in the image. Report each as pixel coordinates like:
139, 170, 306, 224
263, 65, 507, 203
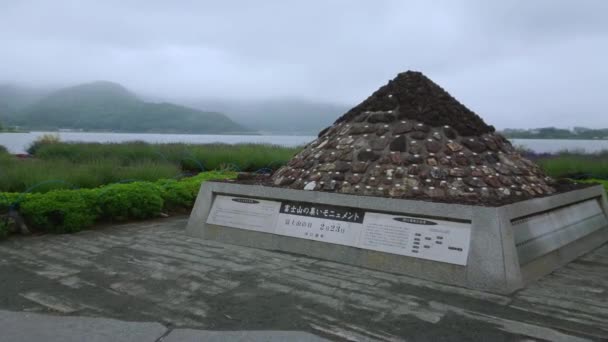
1, 0, 607, 128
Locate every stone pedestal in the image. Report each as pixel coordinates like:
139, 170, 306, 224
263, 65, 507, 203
187, 182, 608, 294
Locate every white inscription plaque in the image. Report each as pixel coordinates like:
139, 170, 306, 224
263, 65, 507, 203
360, 212, 471, 265
275, 201, 365, 246
207, 196, 472, 265
206, 195, 280, 233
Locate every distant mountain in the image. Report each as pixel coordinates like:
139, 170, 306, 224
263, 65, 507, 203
7, 81, 250, 134
187, 98, 350, 135
0, 84, 51, 118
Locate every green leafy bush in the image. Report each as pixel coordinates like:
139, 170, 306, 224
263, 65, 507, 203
0, 171, 235, 235
0, 220, 8, 239
580, 179, 608, 192
27, 133, 61, 155
19, 190, 97, 233
95, 182, 164, 221
156, 171, 229, 210
157, 179, 196, 211
1, 194, 12, 239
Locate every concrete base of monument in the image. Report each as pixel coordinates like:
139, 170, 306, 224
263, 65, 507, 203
186, 181, 608, 294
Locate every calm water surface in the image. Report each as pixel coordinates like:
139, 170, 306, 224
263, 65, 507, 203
0, 132, 317, 154
0, 132, 607, 154
510, 139, 608, 153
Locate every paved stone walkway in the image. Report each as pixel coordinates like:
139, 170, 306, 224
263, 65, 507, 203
0, 216, 607, 341
0, 310, 325, 342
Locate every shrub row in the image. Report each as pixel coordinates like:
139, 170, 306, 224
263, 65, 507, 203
0, 171, 235, 236
0, 220, 7, 239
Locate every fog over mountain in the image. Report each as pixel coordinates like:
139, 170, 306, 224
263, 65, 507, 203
0, 82, 249, 133
183, 97, 349, 135
1, 1, 608, 131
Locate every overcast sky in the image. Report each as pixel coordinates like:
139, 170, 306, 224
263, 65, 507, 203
1, 0, 607, 128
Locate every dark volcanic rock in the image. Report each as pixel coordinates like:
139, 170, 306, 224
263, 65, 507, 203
446, 142, 463, 152
371, 137, 389, 150
352, 161, 369, 173
425, 140, 442, 153
389, 152, 402, 164
411, 131, 427, 140
376, 126, 390, 136
407, 154, 424, 164
484, 153, 500, 164
334, 71, 495, 136
430, 168, 448, 180
409, 141, 424, 154
463, 138, 487, 153
358, 149, 380, 162
389, 135, 408, 152
334, 162, 351, 173
271, 70, 558, 204
350, 124, 376, 135
394, 121, 413, 134
368, 112, 396, 123
414, 123, 430, 132
444, 126, 458, 139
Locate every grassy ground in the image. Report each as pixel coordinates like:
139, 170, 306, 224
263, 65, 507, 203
31, 141, 300, 172
0, 154, 180, 193
0, 141, 300, 193
3, 139, 607, 194
581, 179, 608, 192
525, 150, 608, 179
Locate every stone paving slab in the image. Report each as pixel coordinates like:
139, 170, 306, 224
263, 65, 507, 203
163, 329, 328, 342
0, 216, 607, 341
0, 309, 166, 342
0, 309, 328, 342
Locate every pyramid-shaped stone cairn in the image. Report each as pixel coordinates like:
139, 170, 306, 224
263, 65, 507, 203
271, 71, 556, 203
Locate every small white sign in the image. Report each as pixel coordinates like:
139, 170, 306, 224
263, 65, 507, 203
206, 195, 281, 233
360, 212, 471, 265
275, 214, 362, 246
273, 201, 366, 245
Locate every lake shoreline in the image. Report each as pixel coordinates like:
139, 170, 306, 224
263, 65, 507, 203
2, 132, 608, 154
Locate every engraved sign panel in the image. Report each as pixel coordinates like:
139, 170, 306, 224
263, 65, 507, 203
360, 213, 472, 265
275, 201, 365, 245
207, 196, 472, 265
206, 195, 281, 233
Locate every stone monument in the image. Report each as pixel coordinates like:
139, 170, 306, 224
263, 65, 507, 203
187, 71, 608, 293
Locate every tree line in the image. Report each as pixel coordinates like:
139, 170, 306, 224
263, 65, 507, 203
501, 127, 608, 139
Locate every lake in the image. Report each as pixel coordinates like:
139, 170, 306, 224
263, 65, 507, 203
0, 132, 317, 154
1, 131, 607, 154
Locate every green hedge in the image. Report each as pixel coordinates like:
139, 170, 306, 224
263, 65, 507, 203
0, 221, 8, 239
0, 171, 235, 236
580, 179, 608, 192
19, 190, 98, 233
96, 182, 164, 221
